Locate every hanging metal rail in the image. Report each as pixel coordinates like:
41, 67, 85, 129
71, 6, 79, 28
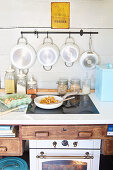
21, 29, 98, 37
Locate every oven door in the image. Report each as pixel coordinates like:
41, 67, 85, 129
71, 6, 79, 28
36, 149, 100, 170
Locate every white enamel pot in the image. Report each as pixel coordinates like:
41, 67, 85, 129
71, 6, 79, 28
60, 37, 79, 67
10, 37, 37, 69
80, 35, 99, 70
37, 37, 59, 71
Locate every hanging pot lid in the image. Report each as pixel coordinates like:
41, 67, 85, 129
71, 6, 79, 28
60, 37, 79, 67
80, 35, 99, 70
37, 37, 59, 71
10, 36, 37, 70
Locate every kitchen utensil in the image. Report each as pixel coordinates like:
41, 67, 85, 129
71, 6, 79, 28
10, 36, 37, 69
80, 35, 99, 70
0, 105, 27, 116
60, 37, 79, 67
56, 96, 75, 103
37, 37, 59, 71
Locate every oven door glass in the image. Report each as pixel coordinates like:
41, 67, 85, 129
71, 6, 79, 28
38, 158, 92, 170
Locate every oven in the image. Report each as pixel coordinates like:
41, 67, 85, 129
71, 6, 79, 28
29, 139, 101, 170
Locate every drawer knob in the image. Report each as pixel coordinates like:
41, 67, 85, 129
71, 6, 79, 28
73, 142, 78, 147
53, 141, 57, 148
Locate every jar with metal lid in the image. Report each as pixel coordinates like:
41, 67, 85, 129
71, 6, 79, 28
70, 79, 80, 93
27, 76, 37, 95
5, 66, 15, 94
17, 70, 26, 94
57, 79, 68, 95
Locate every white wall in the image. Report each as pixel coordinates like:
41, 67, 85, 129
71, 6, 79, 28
0, 0, 113, 89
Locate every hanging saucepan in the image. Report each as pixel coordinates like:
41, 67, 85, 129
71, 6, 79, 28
60, 37, 79, 67
10, 36, 37, 70
37, 37, 59, 71
80, 35, 99, 70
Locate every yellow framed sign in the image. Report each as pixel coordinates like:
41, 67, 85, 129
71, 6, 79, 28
51, 2, 70, 29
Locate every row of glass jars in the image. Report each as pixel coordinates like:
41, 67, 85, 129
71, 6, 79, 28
57, 79, 91, 95
5, 67, 37, 94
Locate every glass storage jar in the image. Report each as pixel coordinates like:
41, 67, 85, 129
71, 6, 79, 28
82, 79, 91, 94
5, 66, 15, 94
17, 70, 26, 94
70, 79, 80, 93
57, 79, 68, 95
27, 76, 37, 95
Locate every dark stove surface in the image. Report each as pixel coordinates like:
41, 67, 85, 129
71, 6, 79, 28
26, 95, 99, 114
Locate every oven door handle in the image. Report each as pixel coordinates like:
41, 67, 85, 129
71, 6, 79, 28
36, 152, 94, 159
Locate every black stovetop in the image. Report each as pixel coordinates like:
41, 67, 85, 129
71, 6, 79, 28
26, 95, 99, 114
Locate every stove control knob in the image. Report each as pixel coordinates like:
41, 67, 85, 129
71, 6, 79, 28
62, 140, 69, 146
53, 141, 57, 148
73, 142, 78, 147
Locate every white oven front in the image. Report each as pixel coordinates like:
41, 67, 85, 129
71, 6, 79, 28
29, 139, 101, 170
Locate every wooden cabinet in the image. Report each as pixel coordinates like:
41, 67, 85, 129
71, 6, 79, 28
22, 125, 106, 140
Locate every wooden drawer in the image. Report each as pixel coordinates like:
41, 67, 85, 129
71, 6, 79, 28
22, 125, 106, 140
0, 138, 23, 156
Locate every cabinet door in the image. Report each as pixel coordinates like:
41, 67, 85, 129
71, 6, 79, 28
0, 138, 23, 156
101, 139, 113, 155
22, 125, 106, 140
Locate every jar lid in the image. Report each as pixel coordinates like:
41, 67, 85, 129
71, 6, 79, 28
57, 79, 68, 85
70, 79, 80, 84
17, 70, 26, 78
6, 65, 15, 73
27, 77, 37, 85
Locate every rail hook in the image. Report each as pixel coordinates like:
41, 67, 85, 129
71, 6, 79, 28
47, 31, 49, 38
69, 31, 71, 38
37, 31, 39, 38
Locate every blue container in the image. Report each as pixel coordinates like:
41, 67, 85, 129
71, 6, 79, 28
0, 157, 28, 170
95, 64, 113, 101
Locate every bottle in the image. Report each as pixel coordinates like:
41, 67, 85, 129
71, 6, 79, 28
27, 76, 37, 95
17, 70, 26, 94
5, 66, 15, 94
57, 79, 68, 95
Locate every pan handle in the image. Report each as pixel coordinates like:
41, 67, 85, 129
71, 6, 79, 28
89, 34, 93, 52
65, 62, 74, 67
43, 65, 52, 71
17, 36, 28, 45
65, 37, 75, 44
62, 91, 79, 100
43, 37, 53, 44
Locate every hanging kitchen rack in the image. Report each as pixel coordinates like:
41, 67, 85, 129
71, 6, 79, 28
20, 29, 98, 37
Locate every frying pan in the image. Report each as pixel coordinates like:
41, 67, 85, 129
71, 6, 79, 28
60, 37, 79, 67
34, 95, 75, 109
80, 35, 99, 70
10, 37, 37, 69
